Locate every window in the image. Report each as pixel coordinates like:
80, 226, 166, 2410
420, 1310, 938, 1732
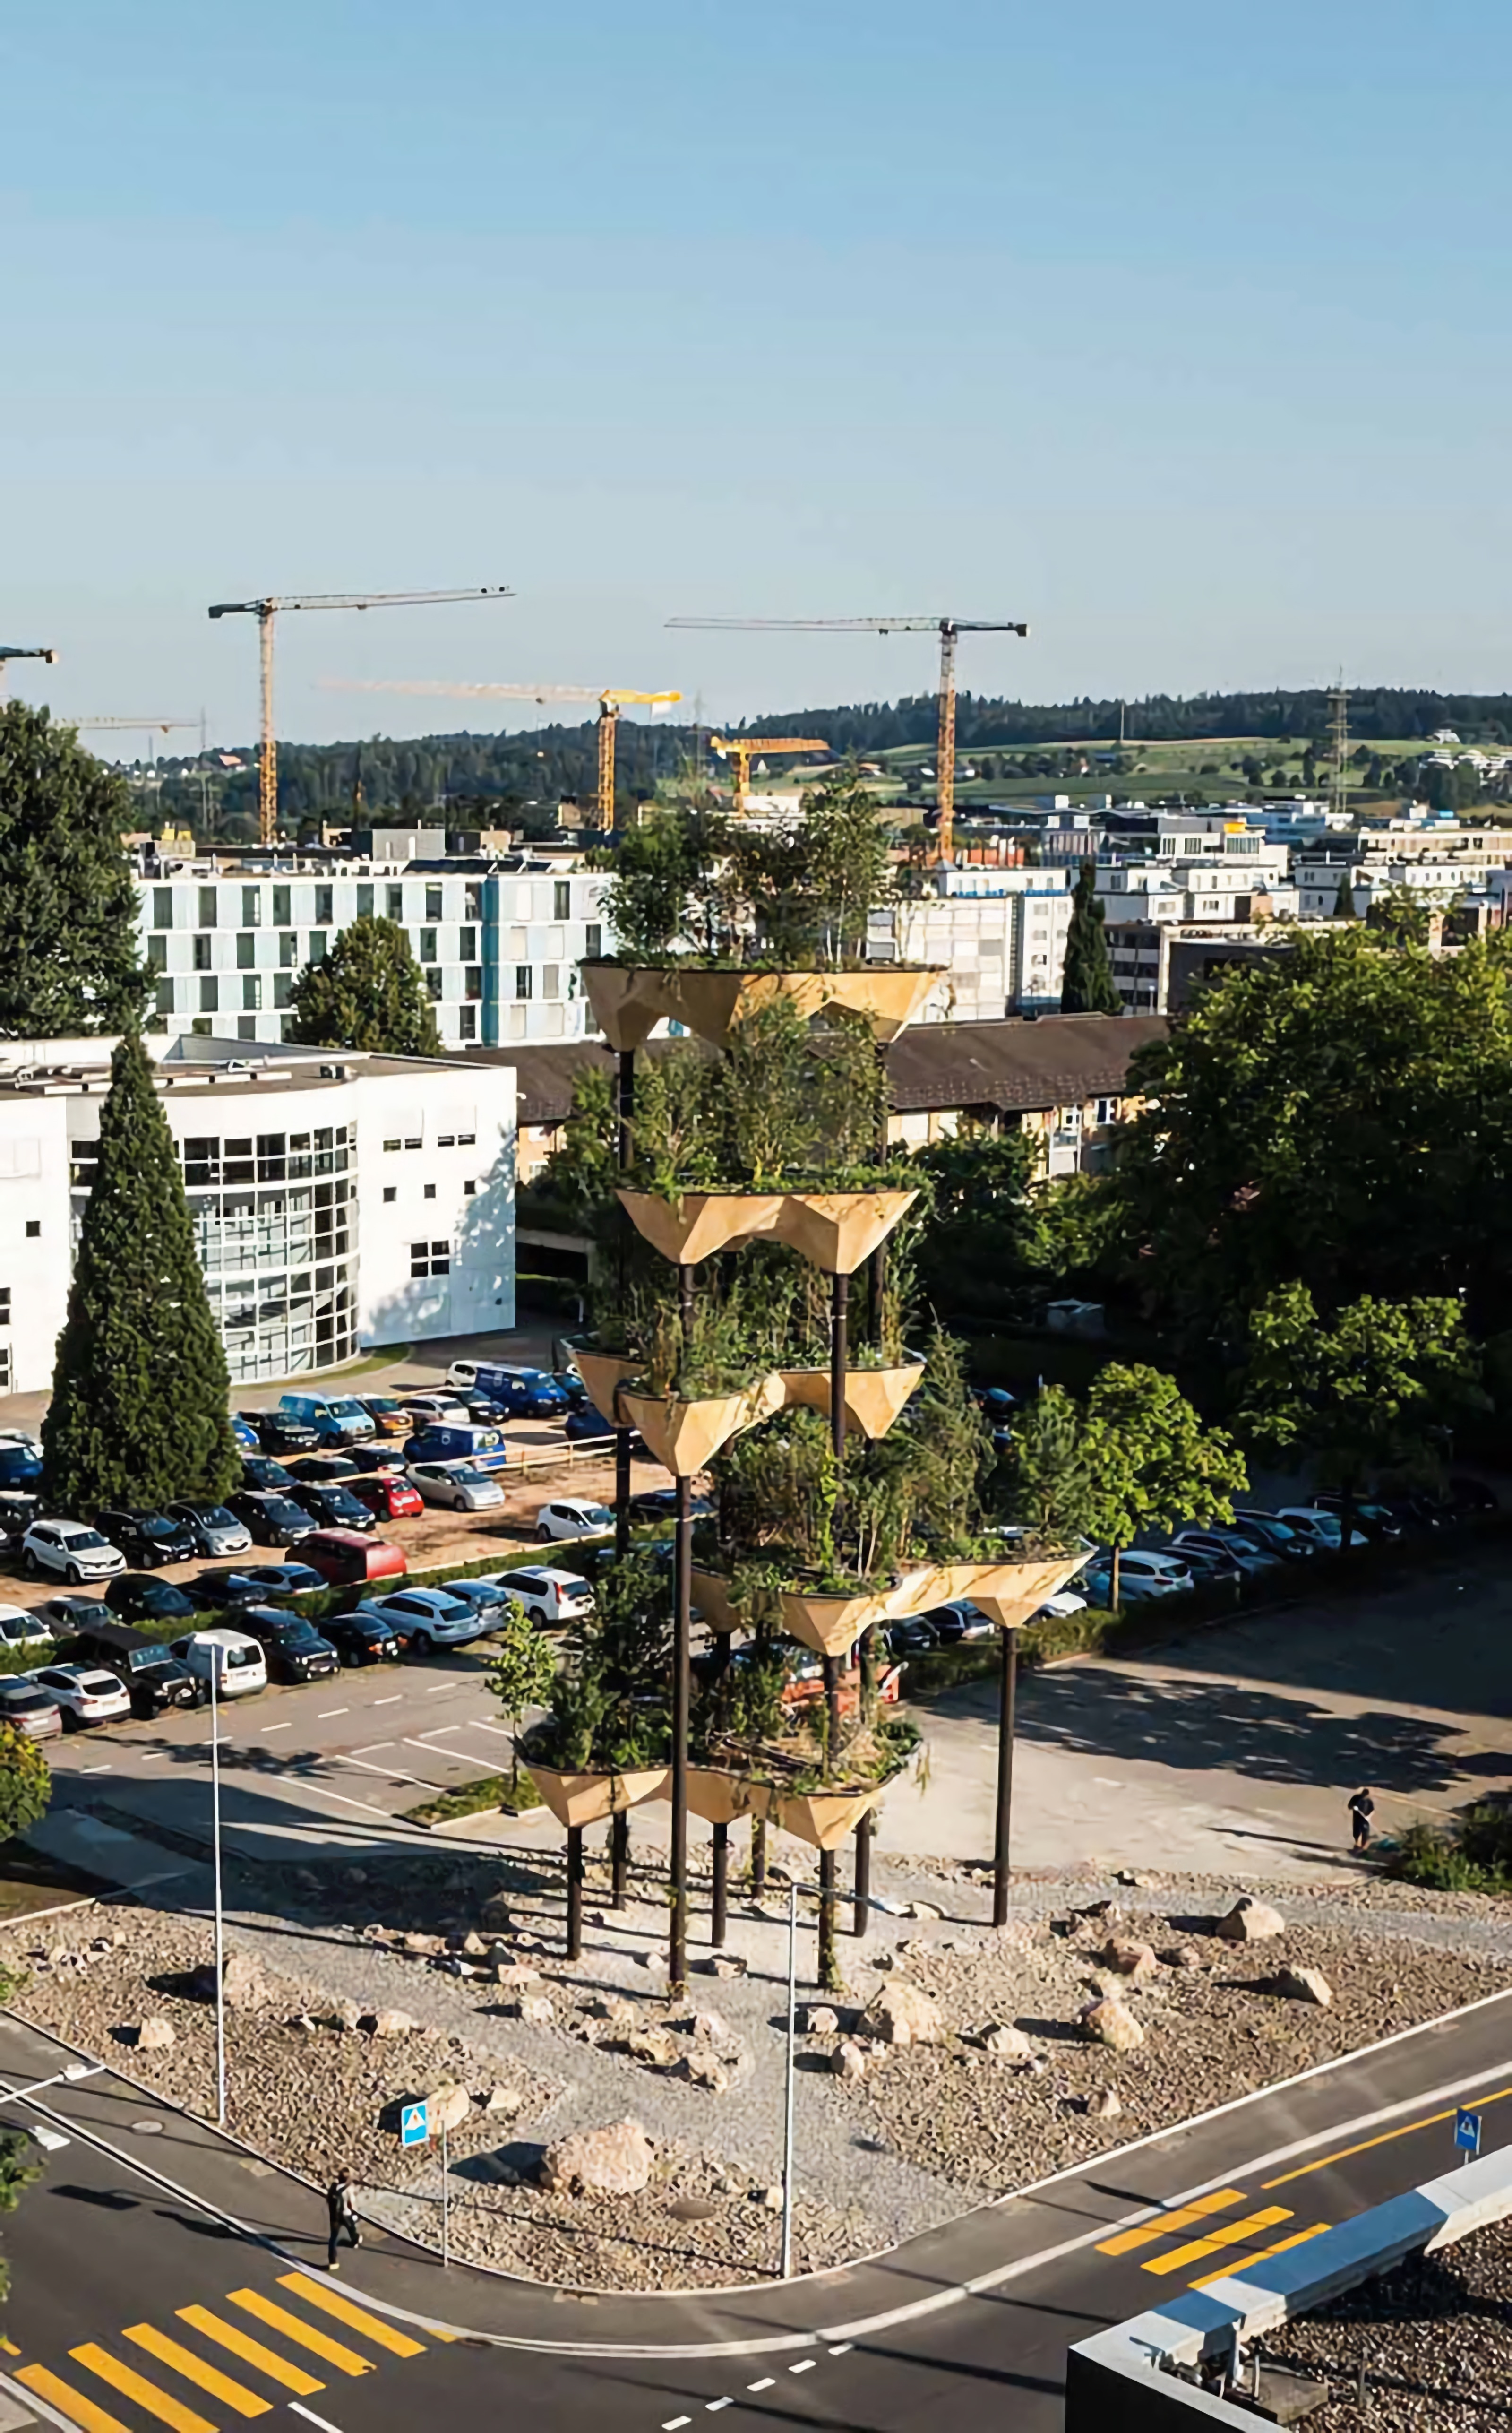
425, 969, 443, 1002
308, 932, 327, 964
458, 926, 477, 963
198, 887, 218, 929
1094, 1097, 1117, 1126
458, 1004, 477, 1041
279, 932, 298, 968
543, 965, 560, 1000
24, 1221, 38, 1240
146, 935, 168, 973
236, 932, 256, 969
0, 1288, 10, 1327
357, 883, 374, 917
273, 973, 293, 1010
464, 881, 483, 921
241, 886, 261, 928
387, 884, 404, 921
155, 977, 175, 1018
464, 965, 483, 1001
423, 1182, 436, 1199
419, 928, 438, 965
273, 885, 291, 928
554, 880, 571, 921
425, 883, 443, 922
585, 921, 602, 958
199, 976, 218, 1013
237, 1016, 257, 1040
382, 1185, 396, 1204
463, 1177, 477, 1196
315, 885, 334, 924
153, 888, 174, 930
515, 966, 533, 1001
69, 1141, 99, 1189
409, 1239, 451, 1278
193, 935, 212, 972
243, 975, 262, 1011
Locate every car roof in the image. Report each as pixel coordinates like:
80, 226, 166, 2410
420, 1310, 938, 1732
184, 1625, 260, 1648
68, 1619, 171, 1651
522, 1566, 591, 1588
306, 1529, 371, 1548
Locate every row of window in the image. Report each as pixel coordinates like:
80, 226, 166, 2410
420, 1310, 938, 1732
152, 929, 486, 975
153, 879, 582, 931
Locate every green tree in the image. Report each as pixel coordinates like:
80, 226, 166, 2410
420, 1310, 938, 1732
1332, 867, 1357, 920
0, 2127, 42, 2303
0, 705, 149, 1036
1060, 859, 1121, 1014
1000, 1384, 1094, 1544
0, 1723, 50, 1845
594, 806, 734, 961
486, 1598, 558, 1793
286, 916, 441, 1055
43, 1034, 238, 1516
913, 1127, 1040, 1317
541, 1064, 618, 1220
1078, 1363, 1247, 1605
1237, 1285, 1484, 1543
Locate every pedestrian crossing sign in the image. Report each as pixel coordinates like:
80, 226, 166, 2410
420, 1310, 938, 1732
401, 2100, 430, 2147
1455, 2107, 1481, 2156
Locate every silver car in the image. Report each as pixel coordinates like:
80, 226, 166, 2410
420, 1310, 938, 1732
167, 1501, 254, 1558
406, 1461, 507, 1513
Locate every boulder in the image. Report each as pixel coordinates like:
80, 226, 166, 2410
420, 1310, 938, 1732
673, 2051, 730, 2093
364, 2009, 419, 2037
483, 2085, 524, 2116
327, 1999, 363, 2032
981, 2023, 1031, 2060
803, 2006, 841, 2037
1088, 2085, 1124, 2120
1101, 1939, 1159, 1983
1215, 1896, 1286, 1944
625, 2028, 680, 2069
689, 2010, 732, 2046
703, 1953, 748, 1980
1079, 1997, 1145, 2053
415, 2079, 470, 2134
402, 1931, 441, 1956
541, 2119, 655, 2198
516, 1994, 554, 2026
194, 1950, 269, 2011
460, 1932, 487, 1957
584, 1993, 642, 2028
832, 2040, 868, 2081
753, 2184, 783, 2211
492, 1962, 543, 1990
134, 2017, 175, 2052
860, 1981, 945, 2049
1273, 1965, 1333, 2008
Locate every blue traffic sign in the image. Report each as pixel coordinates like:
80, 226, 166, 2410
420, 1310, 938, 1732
1455, 2107, 1482, 2157
400, 2100, 430, 2148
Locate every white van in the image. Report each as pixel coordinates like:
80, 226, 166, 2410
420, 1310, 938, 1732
170, 1628, 268, 1699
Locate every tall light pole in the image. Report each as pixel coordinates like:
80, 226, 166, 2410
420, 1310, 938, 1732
210, 1654, 226, 2128
780, 1881, 798, 2279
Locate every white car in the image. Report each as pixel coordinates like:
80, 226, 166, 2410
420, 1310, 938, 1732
501, 1566, 595, 1627
1031, 1588, 1089, 1622
22, 1520, 126, 1584
31, 1664, 131, 1728
534, 1497, 614, 1544
1277, 1506, 1368, 1550
0, 1605, 53, 1651
403, 1395, 471, 1428
406, 1461, 507, 1513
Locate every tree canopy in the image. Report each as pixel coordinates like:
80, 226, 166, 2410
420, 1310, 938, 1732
0, 704, 149, 1036
1060, 858, 1121, 1014
0, 1723, 51, 1846
286, 915, 442, 1056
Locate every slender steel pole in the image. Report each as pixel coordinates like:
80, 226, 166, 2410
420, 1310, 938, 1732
566, 1825, 584, 1961
614, 1427, 632, 1562
818, 1269, 848, 1990
441, 2114, 450, 2268
614, 1044, 636, 1562
711, 1824, 729, 1947
992, 1626, 1018, 1928
780, 1879, 798, 2279
610, 1809, 629, 1909
670, 1247, 696, 1997
210, 1656, 226, 2129
852, 1808, 872, 1936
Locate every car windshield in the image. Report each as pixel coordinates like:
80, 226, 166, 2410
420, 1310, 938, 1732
558, 1577, 590, 1597
199, 1508, 238, 1528
127, 1646, 172, 1669
451, 1467, 492, 1485
264, 1500, 305, 1524
364, 1398, 402, 1415
579, 1506, 612, 1526
140, 1519, 176, 1538
67, 1532, 107, 1552
326, 1400, 366, 1419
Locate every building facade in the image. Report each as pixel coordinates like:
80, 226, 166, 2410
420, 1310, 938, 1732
878, 866, 1077, 1018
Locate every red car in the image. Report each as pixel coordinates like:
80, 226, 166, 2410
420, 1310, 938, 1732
300, 1530, 407, 1587
348, 1473, 424, 1523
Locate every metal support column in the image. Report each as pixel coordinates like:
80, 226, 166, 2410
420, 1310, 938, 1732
992, 1626, 1018, 1928
818, 1268, 849, 1992
610, 1810, 629, 1909
670, 1260, 695, 1996
566, 1824, 584, 1961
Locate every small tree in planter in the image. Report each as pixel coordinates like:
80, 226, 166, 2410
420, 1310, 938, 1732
486, 1598, 558, 1801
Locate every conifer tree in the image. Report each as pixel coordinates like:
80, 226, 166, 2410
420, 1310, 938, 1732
1059, 858, 1121, 1015
287, 916, 441, 1055
0, 704, 149, 1036
43, 1034, 238, 1514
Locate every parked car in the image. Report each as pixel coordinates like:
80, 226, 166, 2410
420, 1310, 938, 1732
406, 1462, 507, 1513
347, 1473, 424, 1524
349, 1441, 409, 1475
498, 1566, 595, 1629
170, 1629, 268, 1699
32, 1593, 104, 1638
1031, 1588, 1089, 1621
553, 1367, 589, 1410
321, 1607, 404, 1666
453, 1393, 508, 1425
365, 1587, 490, 1653
1086, 1550, 1195, 1603
301, 1530, 406, 1589
22, 1520, 126, 1584
404, 1424, 508, 1475
728, 1636, 902, 1712
1170, 1528, 1279, 1577
439, 1577, 516, 1622
232, 1416, 260, 1454
60, 1619, 198, 1716
0, 1678, 61, 1739
1167, 1542, 1246, 1586
401, 1394, 471, 1428
166, 1501, 254, 1559
920, 1598, 997, 1645
886, 1615, 941, 1657
95, 1509, 198, 1570
627, 1487, 713, 1525
1448, 1474, 1499, 1515
241, 1409, 319, 1456
1276, 1506, 1368, 1550
1310, 1493, 1405, 1539
277, 1392, 375, 1445
288, 1481, 379, 1534
103, 1574, 199, 1628
32, 1663, 131, 1728
0, 1604, 52, 1651
0, 1445, 43, 1492
0, 1493, 42, 1549
563, 1406, 618, 1444
446, 1360, 568, 1417
241, 1456, 296, 1494
356, 1395, 414, 1438
204, 1561, 326, 1604
233, 1607, 339, 1684
226, 1491, 315, 1548
1230, 1510, 1316, 1560
285, 1455, 363, 1485
533, 1497, 614, 1544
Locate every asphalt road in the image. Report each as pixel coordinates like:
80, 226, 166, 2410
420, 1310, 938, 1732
0, 1990, 1509, 2432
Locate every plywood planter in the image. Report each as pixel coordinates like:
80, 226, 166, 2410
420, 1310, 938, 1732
652, 966, 948, 1050
523, 1760, 670, 1830
618, 1188, 786, 1266
571, 1348, 645, 1424
779, 1358, 924, 1440
578, 963, 668, 1053
776, 1189, 919, 1275
779, 1585, 894, 1657
883, 1553, 1090, 1630
684, 1767, 772, 1828
689, 1569, 743, 1634
769, 1783, 883, 1850
619, 1373, 786, 1475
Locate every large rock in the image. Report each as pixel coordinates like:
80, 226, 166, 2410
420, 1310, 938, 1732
1273, 1965, 1333, 2008
981, 2023, 1031, 2060
1215, 1896, 1286, 1944
492, 1962, 543, 1990
364, 2009, 419, 2037
625, 2028, 679, 2068
193, 1950, 269, 2011
134, 2017, 175, 2052
673, 2051, 730, 2093
584, 1993, 642, 2029
860, 1981, 945, 2049
689, 2010, 732, 2046
541, 2119, 654, 2197
415, 2079, 470, 2134
516, 1994, 554, 2026
1088, 2085, 1124, 2119
832, 2040, 868, 2081
1079, 1997, 1145, 2053
1100, 1939, 1158, 1983
803, 2006, 840, 2037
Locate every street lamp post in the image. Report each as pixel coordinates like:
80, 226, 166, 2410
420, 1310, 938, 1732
210, 1655, 227, 2127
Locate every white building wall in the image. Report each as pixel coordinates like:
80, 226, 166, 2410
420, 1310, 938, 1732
351, 1068, 515, 1348
0, 1097, 71, 1398
889, 869, 1074, 1016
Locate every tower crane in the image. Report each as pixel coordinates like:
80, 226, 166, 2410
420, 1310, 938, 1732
707, 734, 831, 819
322, 677, 682, 831
207, 588, 513, 846
0, 644, 57, 700
667, 615, 1029, 864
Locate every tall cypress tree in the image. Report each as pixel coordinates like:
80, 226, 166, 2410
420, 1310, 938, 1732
1059, 858, 1122, 1015
43, 1034, 238, 1515
0, 704, 149, 1036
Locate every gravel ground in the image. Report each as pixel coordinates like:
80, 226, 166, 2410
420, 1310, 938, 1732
1266, 2214, 1512, 2426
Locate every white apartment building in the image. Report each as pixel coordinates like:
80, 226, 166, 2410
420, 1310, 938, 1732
136, 842, 610, 1054
0, 1035, 515, 1392
878, 867, 1076, 1017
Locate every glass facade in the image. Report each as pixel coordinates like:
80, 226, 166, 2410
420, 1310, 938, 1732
180, 1122, 358, 1380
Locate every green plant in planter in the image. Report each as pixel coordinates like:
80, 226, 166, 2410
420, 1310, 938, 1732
529, 1549, 674, 1774
592, 805, 737, 963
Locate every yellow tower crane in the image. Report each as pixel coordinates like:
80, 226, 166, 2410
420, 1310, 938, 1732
707, 734, 831, 819
0, 644, 57, 699
668, 615, 1029, 864
207, 588, 513, 845
321, 678, 682, 831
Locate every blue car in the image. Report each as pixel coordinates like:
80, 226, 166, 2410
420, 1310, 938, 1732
232, 1416, 260, 1454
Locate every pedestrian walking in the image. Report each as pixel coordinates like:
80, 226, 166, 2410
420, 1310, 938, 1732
1348, 1787, 1375, 1854
326, 2169, 361, 2270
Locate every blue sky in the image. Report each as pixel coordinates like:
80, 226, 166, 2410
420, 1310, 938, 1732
3, 0, 1509, 747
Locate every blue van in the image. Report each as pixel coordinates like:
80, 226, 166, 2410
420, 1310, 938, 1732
278, 1393, 376, 1446
403, 1423, 509, 1474
446, 1362, 568, 1418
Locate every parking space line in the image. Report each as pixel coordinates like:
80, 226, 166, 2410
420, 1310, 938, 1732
371, 1695, 402, 1706
317, 1709, 348, 1720
333, 1755, 441, 1789
352, 1743, 395, 1756
260, 1723, 291, 1734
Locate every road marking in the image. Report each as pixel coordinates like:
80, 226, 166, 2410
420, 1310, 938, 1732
80, 1767, 112, 1776
260, 1724, 292, 1734
746, 2379, 773, 2392
122, 2325, 270, 2416
789, 2358, 816, 2373
225, 2292, 372, 2377
1097, 2187, 1246, 2257
269, 1781, 396, 1822
1143, 2205, 1292, 2276
424, 1682, 458, 1694
69, 2343, 216, 2431
1263, 2082, 1512, 2188
277, 2273, 426, 2357
137, 1750, 166, 1761
317, 1709, 349, 1720
828, 2344, 853, 2355
351, 1742, 395, 1756
1193, 2223, 1332, 2287
289, 2408, 347, 2433
15, 2364, 132, 2430
705, 2402, 730, 2413
334, 1755, 442, 1789
662, 2417, 691, 2428
175, 2308, 324, 2396
372, 1695, 402, 1706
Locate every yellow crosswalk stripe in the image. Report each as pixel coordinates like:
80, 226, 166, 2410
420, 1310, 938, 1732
15, 2364, 133, 2433
227, 2288, 374, 2375
1096, 2187, 1246, 2257
1192, 2223, 1332, 2287
175, 2307, 325, 2398
125, 2322, 273, 2416
0, 2334, 20, 2356
276, 2272, 426, 2356
69, 2343, 218, 2433
1143, 2206, 1293, 2277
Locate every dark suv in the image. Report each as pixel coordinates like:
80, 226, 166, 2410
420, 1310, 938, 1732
59, 1620, 198, 1716
234, 1606, 339, 1683
241, 1410, 320, 1455
103, 1574, 199, 1627
95, 1510, 198, 1570
287, 1481, 377, 1534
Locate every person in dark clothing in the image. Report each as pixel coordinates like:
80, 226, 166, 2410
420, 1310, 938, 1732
1348, 1787, 1375, 1853
326, 2169, 361, 2269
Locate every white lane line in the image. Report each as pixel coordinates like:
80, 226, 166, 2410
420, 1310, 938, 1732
352, 1741, 395, 1756
290, 2406, 347, 2433
273, 1779, 395, 1822
372, 1694, 402, 1706
137, 1750, 165, 1762
789, 2359, 815, 2373
746, 2378, 773, 2392
81, 1765, 112, 1775
705, 2402, 731, 2414
828, 2342, 853, 2355
260, 1722, 292, 1734
317, 1707, 349, 1719
334, 1753, 442, 1789
663, 2418, 691, 2429
425, 1681, 459, 1694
